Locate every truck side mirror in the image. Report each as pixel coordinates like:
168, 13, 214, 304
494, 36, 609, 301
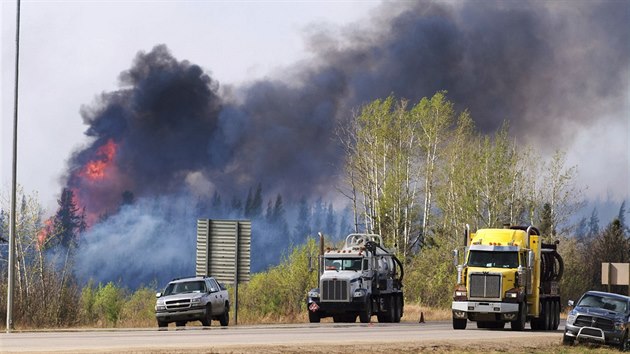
453, 249, 459, 266
156, 292, 162, 298
568, 300, 574, 307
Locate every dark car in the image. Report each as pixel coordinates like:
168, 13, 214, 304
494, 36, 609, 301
564, 290, 630, 350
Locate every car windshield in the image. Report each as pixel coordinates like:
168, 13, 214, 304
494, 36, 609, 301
163, 280, 206, 296
468, 251, 519, 268
578, 294, 628, 313
324, 257, 362, 271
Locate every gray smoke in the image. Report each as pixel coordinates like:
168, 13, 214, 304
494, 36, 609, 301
69, 1, 629, 287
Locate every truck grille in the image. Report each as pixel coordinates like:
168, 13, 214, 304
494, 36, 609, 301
165, 299, 192, 310
322, 279, 349, 301
574, 315, 614, 331
469, 273, 501, 299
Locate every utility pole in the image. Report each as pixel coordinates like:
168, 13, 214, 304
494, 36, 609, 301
7, 0, 22, 333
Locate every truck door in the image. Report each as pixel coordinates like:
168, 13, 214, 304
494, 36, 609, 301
206, 278, 224, 315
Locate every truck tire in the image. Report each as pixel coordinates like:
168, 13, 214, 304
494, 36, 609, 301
309, 311, 321, 323
200, 304, 212, 327
219, 303, 229, 327
176, 321, 186, 327
453, 318, 467, 330
510, 302, 527, 331
562, 333, 574, 345
552, 299, 560, 330
543, 300, 551, 330
359, 297, 372, 323
393, 295, 402, 323
378, 296, 395, 323
157, 320, 168, 329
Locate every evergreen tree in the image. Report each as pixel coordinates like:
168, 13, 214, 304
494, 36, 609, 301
211, 191, 222, 211
575, 216, 588, 241
265, 199, 273, 223
588, 208, 600, 238
231, 196, 243, 217
49, 188, 84, 249
272, 194, 285, 223
325, 202, 336, 237
618, 201, 629, 234
251, 183, 263, 218
294, 197, 311, 243
244, 188, 253, 217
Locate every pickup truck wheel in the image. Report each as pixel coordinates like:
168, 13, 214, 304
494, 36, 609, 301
308, 310, 321, 323
157, 320, 168, 328
359, 297, 372, 323
176, 321, 186, 327
200, 304, 212, 327
453, 318, 467, 330
219, 303, 229, 327
562, 333, 574, 346
619, 330, 629, 351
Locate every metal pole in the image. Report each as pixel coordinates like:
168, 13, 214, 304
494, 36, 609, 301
233, 222, 239, 325
7, 0, 22, 334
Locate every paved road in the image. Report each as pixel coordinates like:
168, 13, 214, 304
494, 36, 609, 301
0, 321, 565, 353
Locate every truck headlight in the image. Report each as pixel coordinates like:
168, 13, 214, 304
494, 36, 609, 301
155, 299, 166, 311
453, 285, 467, 301
615, 321, 626, 331
191, 297, 202, 304
353, 289, 366, 297
504, 288, 520, 302
566, 311, 576, 325
308, 289, 320, 298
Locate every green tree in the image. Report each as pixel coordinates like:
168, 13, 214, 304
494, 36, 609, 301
94, 282, 125, 327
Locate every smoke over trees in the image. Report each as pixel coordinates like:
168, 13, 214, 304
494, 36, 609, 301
33, 0, 626, 287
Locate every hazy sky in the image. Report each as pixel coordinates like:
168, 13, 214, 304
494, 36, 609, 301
1, 0, 381, 211
2, 0, 629, 215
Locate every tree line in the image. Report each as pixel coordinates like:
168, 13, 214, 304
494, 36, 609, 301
1, 91, 629, 328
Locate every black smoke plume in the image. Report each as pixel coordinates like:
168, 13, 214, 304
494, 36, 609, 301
67, 1, 628, 287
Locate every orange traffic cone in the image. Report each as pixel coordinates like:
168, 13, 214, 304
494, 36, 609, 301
419, 312, 425, 323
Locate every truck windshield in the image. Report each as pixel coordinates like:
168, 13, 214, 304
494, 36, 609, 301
163, 281, 206, 295
324, 257, 362, 271
468, 251, 518, 268
578, 294, 629, 313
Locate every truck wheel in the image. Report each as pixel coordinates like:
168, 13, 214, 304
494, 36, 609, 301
309, 311, 321, 323
562, 333, 574, 346
619, 330, 629, 351
553, 299, 560, 330
219, 303, 229, 327
543, 300, 551, 330
510, 302, 527, 331
359, 297, 372, 323
393, 295, 402, 323
453, 318, 467, 330
157, 320, 168, 329
200, 304, 212, 327
176, 321, 186, 327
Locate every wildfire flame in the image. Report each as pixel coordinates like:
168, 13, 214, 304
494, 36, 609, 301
37, 218, 54, 248
81, 139, 117, 181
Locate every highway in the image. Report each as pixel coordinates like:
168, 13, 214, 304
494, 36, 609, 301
0, 321, 565, 353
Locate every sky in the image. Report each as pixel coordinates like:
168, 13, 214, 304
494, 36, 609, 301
1, 0, 381, 212
2, 0, 630, 215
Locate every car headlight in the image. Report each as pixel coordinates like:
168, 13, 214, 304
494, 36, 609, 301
615, 321, 626, 331
566, 312, 576, 325
353, 289, 366, 297
155, 305, 166, 311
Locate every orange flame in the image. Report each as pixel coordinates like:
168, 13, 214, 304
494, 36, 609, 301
37, 218, 54, 248
81, 139, 117, 181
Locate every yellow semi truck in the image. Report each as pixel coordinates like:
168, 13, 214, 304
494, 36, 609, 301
451, 225, 563, 330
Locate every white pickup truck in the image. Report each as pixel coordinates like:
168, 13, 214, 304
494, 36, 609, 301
155, 276, 229, 328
